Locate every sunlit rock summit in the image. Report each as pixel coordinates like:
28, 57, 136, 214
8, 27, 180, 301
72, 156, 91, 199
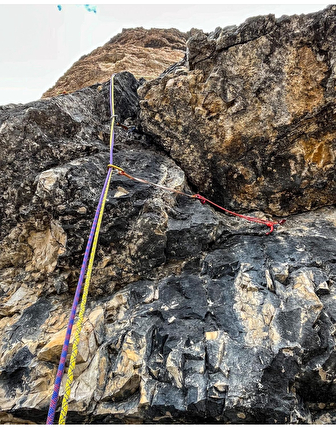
42, 27, 187, 98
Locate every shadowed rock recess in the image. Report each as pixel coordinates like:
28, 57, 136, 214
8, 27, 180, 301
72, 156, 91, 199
0, 7, 336, 426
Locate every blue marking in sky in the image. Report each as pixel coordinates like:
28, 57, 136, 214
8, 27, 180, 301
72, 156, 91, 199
56, 4, 97, 14
84, 5, 97, 14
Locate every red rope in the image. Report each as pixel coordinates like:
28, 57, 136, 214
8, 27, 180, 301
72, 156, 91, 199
111, 167, 286, 235
193, 194, 286, 235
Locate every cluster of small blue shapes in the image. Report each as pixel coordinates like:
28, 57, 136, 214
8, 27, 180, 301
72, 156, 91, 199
57, 4, 97, 13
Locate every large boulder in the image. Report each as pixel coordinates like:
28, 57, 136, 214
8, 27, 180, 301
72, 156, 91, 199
139, 6, 336, 216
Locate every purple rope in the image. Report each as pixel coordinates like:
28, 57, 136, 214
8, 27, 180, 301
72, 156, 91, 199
109, 77, 113, 120
46, 169, 112, 424
46, 74, 116, 424
109, 73, 116, 165
110, 129, 115, 165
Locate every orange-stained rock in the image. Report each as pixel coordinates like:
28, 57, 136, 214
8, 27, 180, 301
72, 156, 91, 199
139, 10, 336, 216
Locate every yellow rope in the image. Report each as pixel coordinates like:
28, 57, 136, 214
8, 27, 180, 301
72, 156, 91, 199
58, 74, 116, 424
58, 170, 112, 425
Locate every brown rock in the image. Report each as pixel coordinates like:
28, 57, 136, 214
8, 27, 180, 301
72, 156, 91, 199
0, 412, 35, 424
42, 28, 187, 98
139, 7, 336, 216
38, 306, 104, 363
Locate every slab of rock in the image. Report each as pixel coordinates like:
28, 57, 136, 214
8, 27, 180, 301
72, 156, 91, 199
139, 6, 336, 216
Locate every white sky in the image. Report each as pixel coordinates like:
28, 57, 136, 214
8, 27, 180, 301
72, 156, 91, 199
0, 2, 329, 106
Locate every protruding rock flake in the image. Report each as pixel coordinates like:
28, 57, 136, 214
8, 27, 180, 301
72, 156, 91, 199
1, 6, 336, 425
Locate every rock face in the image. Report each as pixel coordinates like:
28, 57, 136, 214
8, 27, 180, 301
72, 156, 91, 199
139, 7, 336, 217
42, 27, 187, 98
1, 7, 336, 426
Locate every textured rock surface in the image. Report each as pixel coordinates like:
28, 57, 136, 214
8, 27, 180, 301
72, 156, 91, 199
1, 7, 336, 426
42, 28, 187, 99
139, 7, 336, 217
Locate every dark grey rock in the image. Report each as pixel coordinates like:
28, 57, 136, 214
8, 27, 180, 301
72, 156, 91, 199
0, 10, 336, 425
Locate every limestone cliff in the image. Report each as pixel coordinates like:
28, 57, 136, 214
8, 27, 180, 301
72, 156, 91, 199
1, 6, 336, 425
42, 27, 187, 98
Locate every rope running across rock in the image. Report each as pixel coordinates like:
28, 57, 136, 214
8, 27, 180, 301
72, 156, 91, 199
108, 164, 286, 235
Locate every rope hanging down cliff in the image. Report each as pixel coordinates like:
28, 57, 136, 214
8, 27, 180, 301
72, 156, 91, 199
46, 75, 117, 425
46, 73, 285, 425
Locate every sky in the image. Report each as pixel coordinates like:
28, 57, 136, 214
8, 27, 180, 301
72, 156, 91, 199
0, 2, 329, 106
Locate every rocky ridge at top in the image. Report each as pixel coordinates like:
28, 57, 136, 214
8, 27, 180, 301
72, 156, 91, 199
42, 27, 188, 98
1, 6, 336, 425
